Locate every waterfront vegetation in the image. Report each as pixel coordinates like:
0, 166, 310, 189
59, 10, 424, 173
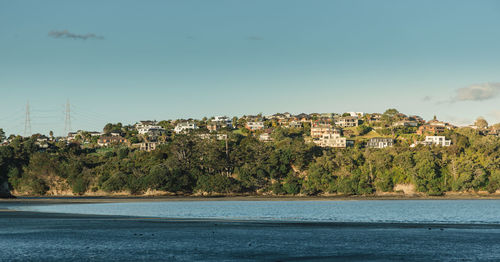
1, 121, 499, 197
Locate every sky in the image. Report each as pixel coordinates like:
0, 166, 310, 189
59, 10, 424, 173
1, 0, 499, 136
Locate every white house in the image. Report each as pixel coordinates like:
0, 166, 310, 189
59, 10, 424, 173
174, 122, 198, 133
335, 116, 359, 127
135, 121, 165, 135
245, 121, 264, 131
213, 116, 233, 128
411, 136, 451, 147
425, 136, 451, 146
314, 133, 347, 148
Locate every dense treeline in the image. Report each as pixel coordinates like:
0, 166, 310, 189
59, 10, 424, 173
0, 127, 499, 196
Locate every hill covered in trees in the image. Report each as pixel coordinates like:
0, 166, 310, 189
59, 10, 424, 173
0, 123, 499, 197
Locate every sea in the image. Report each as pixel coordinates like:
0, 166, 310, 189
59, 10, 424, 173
2, 200, 500, 261
11, 199, 500, 224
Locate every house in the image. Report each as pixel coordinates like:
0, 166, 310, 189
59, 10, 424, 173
213, 116, 233, 127
417, 125, 445, 135
245, 121, 265, 131
287, 121, 302, 129
89, 131, 102, 137
174, 122, 198, 133
67, 132, 78, 141
314, 133, 347, 148
97, 136, 128, 147
310, 123, 341, 138
367, 137, 394, 148
197, 133, 228, 140
347, 112, 364, 117
36, 136, 50, 149
207, 116, 232, 132
295, 113, 312, 122
367, 113, 382, 123
335, 116, 359, 127
411, 136, 451, 147
135, 121, 165, 136
393, 120, 419, 127
425, 136, 451, 146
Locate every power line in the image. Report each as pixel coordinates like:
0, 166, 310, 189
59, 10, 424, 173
64, 99, 71, 135
24, 101, 32, 136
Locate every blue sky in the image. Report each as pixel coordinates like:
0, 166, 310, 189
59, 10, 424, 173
1, 0, 499, 136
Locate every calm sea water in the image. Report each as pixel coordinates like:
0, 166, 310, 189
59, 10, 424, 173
12, 200, 500, 224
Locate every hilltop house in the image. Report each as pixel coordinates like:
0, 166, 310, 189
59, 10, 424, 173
207, 116, 233, 131
417, 118, 455, 135
245, 121, 265, 131
393, 120, 419, 127
135, 121, 165, 136
417, 125, 445, 135
367, 137, 394, 148
98, 136, 128, 147
174, 122, 198, 134
335, 116, 359, 127
411, 136, 451, 147
287, 121, 302, 128
310, 123, 341, 138
314, 133, 347, 148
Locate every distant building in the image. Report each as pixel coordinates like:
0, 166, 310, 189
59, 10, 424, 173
207, 116, 232, 132
174, 122, 198, 134
135, 121, 165, 136
98, 136, 128, 147
393, 121, 419, 127
314, 133, 347, 148
245, 121, 264, 131
411, 136, 451, 147
311, 123, 340, 138
67, 132, 78, 141
367, 137, 394, 148
287, 121, 302, 129
367, 113, 382, 123
347, 112, 364, 117
295, 113, 312, 122
417, 125, 445, 135
335, 116, 359, 127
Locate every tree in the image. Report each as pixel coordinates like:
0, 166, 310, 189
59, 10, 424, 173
474, 117, 488, 129
0, 128, 5, 142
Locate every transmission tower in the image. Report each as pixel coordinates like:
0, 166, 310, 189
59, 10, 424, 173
24, 101, 32, 137
64, 99, 71, 135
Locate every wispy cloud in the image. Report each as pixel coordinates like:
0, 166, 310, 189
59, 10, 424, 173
452, 82, 500, 102
422, 96, 432, 102
48, 30, 104, 40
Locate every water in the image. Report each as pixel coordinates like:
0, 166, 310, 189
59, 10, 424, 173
4, 200, 500, 261
12, 200, 500, 224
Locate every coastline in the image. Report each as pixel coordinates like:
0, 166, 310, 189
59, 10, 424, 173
4, 193, 500, 204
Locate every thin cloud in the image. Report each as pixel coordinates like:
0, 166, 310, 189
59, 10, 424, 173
422, 96, 432, 102
48, 30, 104, 40
453, 82, 500, 102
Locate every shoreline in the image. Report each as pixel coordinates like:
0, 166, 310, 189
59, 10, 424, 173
4, 194, 500, 204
